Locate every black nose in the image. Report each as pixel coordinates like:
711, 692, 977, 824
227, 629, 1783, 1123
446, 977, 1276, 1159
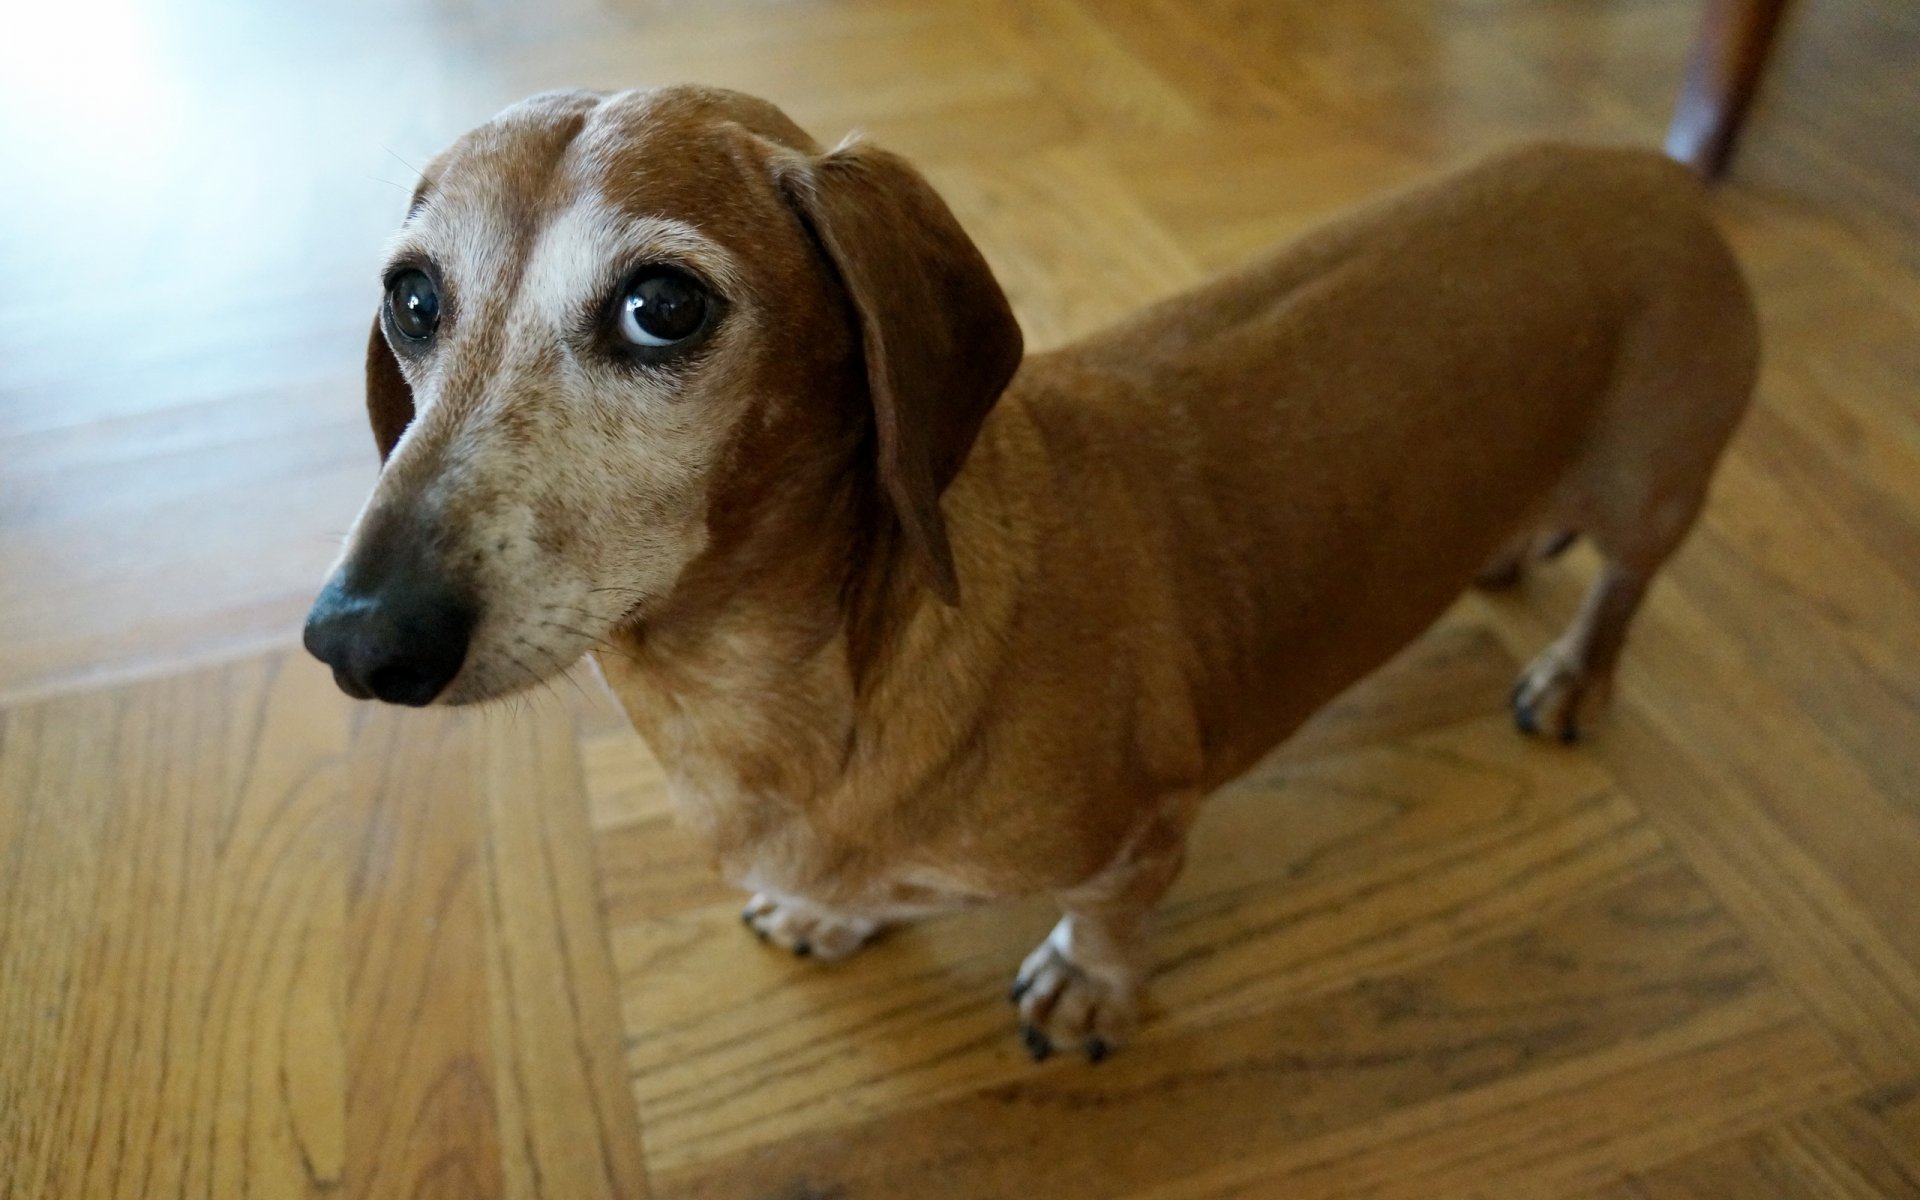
302, 572, 478, 706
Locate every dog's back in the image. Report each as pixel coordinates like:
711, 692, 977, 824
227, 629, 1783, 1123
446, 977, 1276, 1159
961, 143, 1757, 783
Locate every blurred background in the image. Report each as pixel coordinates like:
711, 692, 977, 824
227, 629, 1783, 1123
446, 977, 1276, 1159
5, 0, 1911, 707
4, 2, 1919, 1198
2, 0, 1915, 703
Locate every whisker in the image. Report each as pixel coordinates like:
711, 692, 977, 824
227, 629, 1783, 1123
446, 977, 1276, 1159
492, 655, 545, 724
534, 618, 642, 666
513, 634, 592, 700
524, 639, 596, 705
544, 605, 648, 637
507, 647, 566, 709
382, 145, 424, 181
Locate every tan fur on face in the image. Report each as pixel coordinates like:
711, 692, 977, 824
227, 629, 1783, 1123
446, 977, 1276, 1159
329, 87, 1758, 1058
343, 87, 863, 702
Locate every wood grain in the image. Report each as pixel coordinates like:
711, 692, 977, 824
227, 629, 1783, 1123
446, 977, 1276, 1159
651, 863, 1847, 1199
0, 659, 645, 1199
0, 659, 352, 1200
1628, 1092, 1920, 1198
5, 0, 1920, 1196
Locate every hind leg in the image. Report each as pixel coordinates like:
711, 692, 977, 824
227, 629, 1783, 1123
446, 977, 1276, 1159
1509, 243, 1756, 741
1508, 437, 1723, 743
1476, 528, 1579, 590
1510, 558, 1650, 743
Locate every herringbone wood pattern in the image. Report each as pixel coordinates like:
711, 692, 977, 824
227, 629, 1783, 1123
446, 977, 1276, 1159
3, 1, 1919, 1197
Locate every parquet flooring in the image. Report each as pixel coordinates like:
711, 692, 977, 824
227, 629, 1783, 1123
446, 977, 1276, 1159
4, 1, 1918, 1196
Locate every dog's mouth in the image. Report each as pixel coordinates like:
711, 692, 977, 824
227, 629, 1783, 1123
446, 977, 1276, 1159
304, 571, 653, 708
430, 591, 656, 707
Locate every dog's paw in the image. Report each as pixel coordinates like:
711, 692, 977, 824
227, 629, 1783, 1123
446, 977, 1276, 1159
1009, 921, 1141, 1064
740, 893, 881, 961
1510, 645, 1605, 744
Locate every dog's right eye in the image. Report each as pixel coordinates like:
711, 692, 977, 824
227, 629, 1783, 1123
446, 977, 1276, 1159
616, 268, 710, 350
387, 270, 440, 341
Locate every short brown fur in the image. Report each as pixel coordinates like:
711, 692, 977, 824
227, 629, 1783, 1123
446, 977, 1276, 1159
335, 86, 1758, 1059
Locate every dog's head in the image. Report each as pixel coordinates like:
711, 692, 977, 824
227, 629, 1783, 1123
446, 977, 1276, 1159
303, 86, 1022, 705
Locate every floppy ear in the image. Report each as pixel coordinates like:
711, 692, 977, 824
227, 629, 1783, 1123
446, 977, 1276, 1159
365, 319, 415, 462
781, 142, 1023, 605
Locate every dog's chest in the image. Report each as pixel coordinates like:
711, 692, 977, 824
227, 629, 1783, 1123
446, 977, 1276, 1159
657, 766, 984, 917
592, 631, 1005, 916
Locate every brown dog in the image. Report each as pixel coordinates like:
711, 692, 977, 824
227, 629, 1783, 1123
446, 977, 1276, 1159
304, 86, 1757, 1061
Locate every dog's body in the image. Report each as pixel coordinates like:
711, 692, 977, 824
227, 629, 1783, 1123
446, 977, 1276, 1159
305, 87, 1757, 1060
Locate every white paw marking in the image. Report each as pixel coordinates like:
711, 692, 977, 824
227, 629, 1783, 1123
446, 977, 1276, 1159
1009, 919, 1140, 1063
740, 893, 882, 961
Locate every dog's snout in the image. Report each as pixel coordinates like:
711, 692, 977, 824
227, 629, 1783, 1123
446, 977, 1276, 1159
303, 571, 478, 707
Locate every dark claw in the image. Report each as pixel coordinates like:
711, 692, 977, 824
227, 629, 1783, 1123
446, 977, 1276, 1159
1020, 1024, 1052, 1062
753, 925, 770, 942
1009, 976, 1033, 1004
1085, 1038, 1109, 1064
1510, 677, 1539, 735
793, 941, 812, 958
1558, 720, 1580, 746
740, 908, 755, 925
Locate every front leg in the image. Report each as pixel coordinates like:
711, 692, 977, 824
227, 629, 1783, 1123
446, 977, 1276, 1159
1011, 813, 1187, 1063
741, 892, 884, 961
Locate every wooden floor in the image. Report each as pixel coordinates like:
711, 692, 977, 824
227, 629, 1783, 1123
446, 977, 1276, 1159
3, 1, 1919, 1196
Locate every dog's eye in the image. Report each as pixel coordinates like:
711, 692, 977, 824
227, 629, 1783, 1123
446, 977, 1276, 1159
618, 269, 709, 348
388, 270, 440, 341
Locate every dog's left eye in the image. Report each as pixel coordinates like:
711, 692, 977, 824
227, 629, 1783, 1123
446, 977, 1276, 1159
387, 269, 440, 341
617, 269, 709, 348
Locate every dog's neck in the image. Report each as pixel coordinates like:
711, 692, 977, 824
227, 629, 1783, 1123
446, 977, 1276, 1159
593, 387, 1045, 814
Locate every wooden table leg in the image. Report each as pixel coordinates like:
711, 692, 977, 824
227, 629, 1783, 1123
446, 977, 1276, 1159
1665, 0, 1792, 179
